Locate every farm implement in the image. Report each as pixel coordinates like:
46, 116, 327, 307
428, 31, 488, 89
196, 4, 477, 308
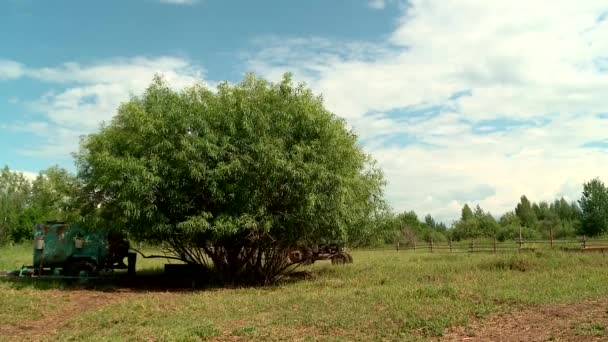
2, 221, 136, 282
1, 222, 354, 286
288, 243, 353, 265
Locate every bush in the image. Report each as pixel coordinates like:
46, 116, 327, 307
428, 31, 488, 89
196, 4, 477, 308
496, 224, 541, 242
422, 230, 447, 243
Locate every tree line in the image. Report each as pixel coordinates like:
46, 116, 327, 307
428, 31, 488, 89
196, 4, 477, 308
374, 178, 608, 246
3, 163, 607, 247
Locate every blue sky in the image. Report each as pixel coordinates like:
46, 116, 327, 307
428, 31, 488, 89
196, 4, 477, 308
0, 0, 396, 171
2, 0, 608, 221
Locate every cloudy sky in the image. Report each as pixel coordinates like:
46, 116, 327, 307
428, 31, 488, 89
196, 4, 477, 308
1, 0, 607, 222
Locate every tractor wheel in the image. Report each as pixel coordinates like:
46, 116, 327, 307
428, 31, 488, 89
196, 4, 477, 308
288, 247, 314, 265
288, 249, 303, 263
63, 259, 97, 283
331, 253, 349, 265
344, 252, 354, 263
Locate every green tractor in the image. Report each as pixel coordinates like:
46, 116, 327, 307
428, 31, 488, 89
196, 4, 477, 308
17, 221, 136, 280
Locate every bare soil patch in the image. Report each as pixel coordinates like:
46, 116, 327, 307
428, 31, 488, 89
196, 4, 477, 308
0, 289, 138, 342
442, 298, 608, 341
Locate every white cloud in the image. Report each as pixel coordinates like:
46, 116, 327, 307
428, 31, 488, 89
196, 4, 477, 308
0, 59, 24, 80
4, 0, 608, 223
13, 170, 38, 182
368, 0, 403, 10
5, 56, 205, 158
247, 0, 608, 222
368, 0, 387, 10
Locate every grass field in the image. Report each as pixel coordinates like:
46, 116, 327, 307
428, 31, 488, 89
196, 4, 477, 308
2, 243, 608, 341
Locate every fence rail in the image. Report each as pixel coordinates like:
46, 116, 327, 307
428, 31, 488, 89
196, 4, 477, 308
354, 236, 608, 254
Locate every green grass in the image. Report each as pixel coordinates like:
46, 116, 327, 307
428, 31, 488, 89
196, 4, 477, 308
0, 242, 33, 271
0, 242, 171, 327
3, 244, 608, 341
574, 322, 607, 337
0, 243, 66, 325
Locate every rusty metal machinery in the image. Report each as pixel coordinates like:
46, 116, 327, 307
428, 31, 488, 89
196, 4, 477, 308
288, 243, 353, 265
14, 221, 136, 281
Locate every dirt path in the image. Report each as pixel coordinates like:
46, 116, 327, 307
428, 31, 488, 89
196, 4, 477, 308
0, 289, 138, 342
441, 298, 608, 341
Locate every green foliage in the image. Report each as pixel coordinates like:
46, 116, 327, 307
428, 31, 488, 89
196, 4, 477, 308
452, 195, 584, 241
30, 166, 81, 223
75, 73, 385, 284
387, 211, 448, 245
515, 195, 537, 228
451, 204, 498, 240
579, 178, 608, 236
496, 224, 540, 242
461, 204, 473, 221
425, 214, 447, 232
0, 166, 31, 244
0, 165, 82, 244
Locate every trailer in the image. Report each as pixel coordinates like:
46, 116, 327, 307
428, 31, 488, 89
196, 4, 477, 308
13, 221, 136, 281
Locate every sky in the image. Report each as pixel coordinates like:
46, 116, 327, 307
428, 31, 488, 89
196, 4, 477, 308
1, 0, 607, 223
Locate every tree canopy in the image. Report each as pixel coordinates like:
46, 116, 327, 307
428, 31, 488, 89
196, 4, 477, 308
0, 165, 80, 243
76, 73, 385, 283
579, 178, 608, 236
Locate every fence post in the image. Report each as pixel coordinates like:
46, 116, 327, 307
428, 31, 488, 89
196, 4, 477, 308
396, 241, 400, 252
583, 235, 587, 249
449, 239, 452, 253
430, 239, 434, 253
469, 241, 474, 253
413, 240, 416, 252
550, 229, 554, 249
493, 236, 497, 254
518, 237, 522, 250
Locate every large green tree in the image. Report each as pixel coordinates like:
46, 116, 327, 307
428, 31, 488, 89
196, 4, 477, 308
579, 178, 608, 236
76, 74, 385, 284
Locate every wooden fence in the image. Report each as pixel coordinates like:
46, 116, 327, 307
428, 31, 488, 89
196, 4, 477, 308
356, 236, 608, 254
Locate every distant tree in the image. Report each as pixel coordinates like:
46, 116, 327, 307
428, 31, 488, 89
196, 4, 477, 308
395, 211, 421, 246
350, 203, 395, 247
0, 165, 80, 243
461, 204, 474, 221
532, 201, 549, 221
532, 202, 541, 219
496, 224, 540, 242
473, 204, 485, 218
499, 211, 520, 226
0, 166, 31, 244
579, 178, 608, 236
515, 195, 537, 228
450, 204, 498, 240
30, 166, 81, 222
424, 214, 436, 229
451, 218, 479, 241
435, 221, 448, 232
479, 212, 499, 236
423, 214, 446, 232
550, 198, 581, 222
